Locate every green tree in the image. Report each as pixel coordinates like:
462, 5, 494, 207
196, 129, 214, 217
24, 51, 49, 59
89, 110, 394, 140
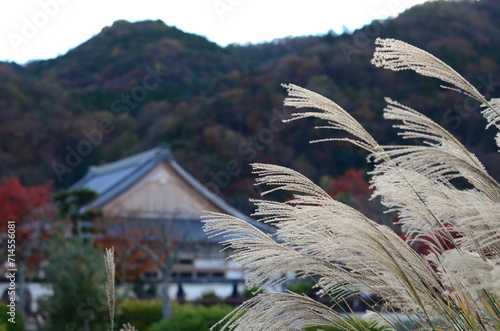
53, 187, 99, 235
39, 235, 108, 331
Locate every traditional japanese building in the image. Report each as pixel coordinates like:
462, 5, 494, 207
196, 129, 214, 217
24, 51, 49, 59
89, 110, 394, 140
71, 146, 273, 300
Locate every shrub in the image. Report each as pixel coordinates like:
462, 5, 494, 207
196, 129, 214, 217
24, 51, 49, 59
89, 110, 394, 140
201, 290, 220, 299
202, 38, 500, 330
242, 287, 263, 298
286, 281, 314, 295
0, 302, 26, 331
146, 303, 233, 331
116, 299, 162, 330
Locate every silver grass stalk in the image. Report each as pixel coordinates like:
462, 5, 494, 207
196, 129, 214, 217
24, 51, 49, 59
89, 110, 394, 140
119, 323, 138, 331
104, 247, 115, 331
372, 38, 500, 131
203, 39, 500, 330
280, 85, 474, 259
212, 291, 375, 331
380, 98, 499, 200
362, 311, 393, 329
282, 83, 380, 153
203, 211, 345, 290
371, 38, 485, 101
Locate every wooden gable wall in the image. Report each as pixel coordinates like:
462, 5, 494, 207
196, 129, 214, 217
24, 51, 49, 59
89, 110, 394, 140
101, 161, 224, 218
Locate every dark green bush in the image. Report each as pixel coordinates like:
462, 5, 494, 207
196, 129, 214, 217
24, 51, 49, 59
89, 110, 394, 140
116, 299, 162, 330
242, 287, 263, 298
146, 303, 233, 331
0, 302, 26, 331
286, 281, 314, 295
201, 290, 219, 299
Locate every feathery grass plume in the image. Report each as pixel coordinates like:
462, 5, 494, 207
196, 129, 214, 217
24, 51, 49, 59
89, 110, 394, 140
372, 38, 500, 131
103, 247, 138, 331
203, 39, 500, 330
203, 211, 344, 291
104, 247, 115, 331
212, 291, 386, 331
282, 83, 380, 153
381, 98, 497, 193
481, 98, 500, 130
370, 99, 500, 258
119, 323, 138, 331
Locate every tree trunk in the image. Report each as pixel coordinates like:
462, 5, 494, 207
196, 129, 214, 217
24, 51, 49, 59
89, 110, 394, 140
159, 277, 171, 319
17, 265, 27, 318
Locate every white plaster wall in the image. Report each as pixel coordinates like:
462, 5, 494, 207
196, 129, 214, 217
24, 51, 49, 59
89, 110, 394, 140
168, 282, 246, 301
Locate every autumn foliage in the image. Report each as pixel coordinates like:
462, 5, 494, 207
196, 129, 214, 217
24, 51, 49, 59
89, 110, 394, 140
0, 178, 54, 274
326, 169, 374, 214
0, 177, 53, 225
95, 218, 168, 282
328, 169, 373, 198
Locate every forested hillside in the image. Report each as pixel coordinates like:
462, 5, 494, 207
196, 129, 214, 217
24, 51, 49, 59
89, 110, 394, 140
1, 0, 499, 214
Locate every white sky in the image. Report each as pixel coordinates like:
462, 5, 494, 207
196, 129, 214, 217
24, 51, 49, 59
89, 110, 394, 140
0, 0, 432, 64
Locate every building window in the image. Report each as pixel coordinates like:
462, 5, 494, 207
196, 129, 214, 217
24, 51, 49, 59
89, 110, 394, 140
144, 271, 158, 279
180, 272, 192, 279
212, 272, 225, 279
178, 259, 193, 265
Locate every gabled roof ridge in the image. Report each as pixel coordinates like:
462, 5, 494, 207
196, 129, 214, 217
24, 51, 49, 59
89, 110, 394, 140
72, 145, 275, 234
90, 146, 169, 175
168, 157, 252, 221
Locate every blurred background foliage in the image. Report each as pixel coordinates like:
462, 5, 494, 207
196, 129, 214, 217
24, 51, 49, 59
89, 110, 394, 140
1, 0, 499, 215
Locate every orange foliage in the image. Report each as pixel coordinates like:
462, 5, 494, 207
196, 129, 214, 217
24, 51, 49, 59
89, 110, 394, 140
95, 218, 173, 282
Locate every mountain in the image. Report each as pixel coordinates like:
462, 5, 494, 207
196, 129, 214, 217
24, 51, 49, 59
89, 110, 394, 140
1, 0, 499, 214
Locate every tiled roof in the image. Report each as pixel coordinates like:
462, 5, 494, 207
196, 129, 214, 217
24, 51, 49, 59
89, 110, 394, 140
71, 146, 274, 236
72, 147, 172, 211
